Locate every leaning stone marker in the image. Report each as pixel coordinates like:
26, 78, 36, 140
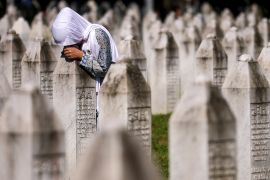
21, 39, 57, 102
222, 54, 270, 180
119, 36, 148, 81
0, 84, 65, 180
75, 129, 161, 180
170, 76, 237, 180
196, 34, 228, 88
53, 59, 96, 178
0, 30, 26, 89
99, 58, 151, 155
257, 43, 270, 83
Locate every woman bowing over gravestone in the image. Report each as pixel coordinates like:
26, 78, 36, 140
51, 7, 118, 119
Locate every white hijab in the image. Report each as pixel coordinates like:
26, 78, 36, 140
51, 7, 118, 62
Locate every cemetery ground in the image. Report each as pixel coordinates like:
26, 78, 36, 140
152, 114, 171, 180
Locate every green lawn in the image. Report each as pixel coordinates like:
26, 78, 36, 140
152, 114, 171, 180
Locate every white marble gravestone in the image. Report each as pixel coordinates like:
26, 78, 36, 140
75, 129, 161, 180
196, 34, 228, 88
222, 54, 270, 180
222, 27, 245, 73
99, 58, 151, 154
258, 18, 270, 47
0, 71, 10, 111
119, 36, 147, 81
0, 84, 65, 180
178, 25, 201, 95
11, 17, 30, 46
21, 40, 57, 102
258, 43, 270, 83
0, 30, 26, 89
150, 29, 180, 114
53, 59, 97, 178
170, 76, 237, 180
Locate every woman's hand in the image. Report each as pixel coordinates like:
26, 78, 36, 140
63, 47, 83, 60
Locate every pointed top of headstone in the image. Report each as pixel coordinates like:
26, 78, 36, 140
0, 83, 63, 133
223, 54, 269, 89
22, 40, 57, 63
30, 19, 52, 42
171, 74, 232, 124
75, 129, 161, 180
196, 34, 226, 59
100, 57, 150, 94
12, 17, 30, 41
119, 38, 146, 60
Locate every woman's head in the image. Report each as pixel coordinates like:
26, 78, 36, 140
51, 7, 91, 46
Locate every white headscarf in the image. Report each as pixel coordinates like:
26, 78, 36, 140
51, 7, 118, 62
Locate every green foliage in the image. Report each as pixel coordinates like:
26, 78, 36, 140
152, 114, 171, 180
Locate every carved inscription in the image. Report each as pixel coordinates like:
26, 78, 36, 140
251, 103, 270, 180
12, 60, 21, 89
76, 87, 96, 158
33, 154, 65, 179
128, 107, 151, 153
209, 140, 236, 180
166, 48, 179, 112
40, 71, 53, 101
213, 68, 227, 88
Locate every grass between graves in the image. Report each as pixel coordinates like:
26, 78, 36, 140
152, 113, 171, 180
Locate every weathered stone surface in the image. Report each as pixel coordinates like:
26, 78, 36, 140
257, 43, 270, 83
0, 71, 10, 111
53, 59, 96, 178
170, 76, 237, 180
0, 84, 65, 180
75, 129, 161, 180
222, 54, 270, 180
222, 27, 245, 73
99, 58, 151, 154
196, 34, 228, 88
119, 36, 147, 81
21, 40, 57, 102
0, 30, 26, 89
150, 28, 180, 114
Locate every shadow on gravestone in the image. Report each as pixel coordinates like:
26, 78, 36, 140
170, 76, 237, 180
11, 17, 31, 47
53, 59, 97, 179
21, 39, 57, 103
99, 57, 151, 155
196, 34, 228, 89
119, 36, 148, 82
0, 84, 65, 180
74, 128, 161, 180
0, 30, 26, 89
222, 54, 270, 180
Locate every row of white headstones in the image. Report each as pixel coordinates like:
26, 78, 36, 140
1, 7, 270, 180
